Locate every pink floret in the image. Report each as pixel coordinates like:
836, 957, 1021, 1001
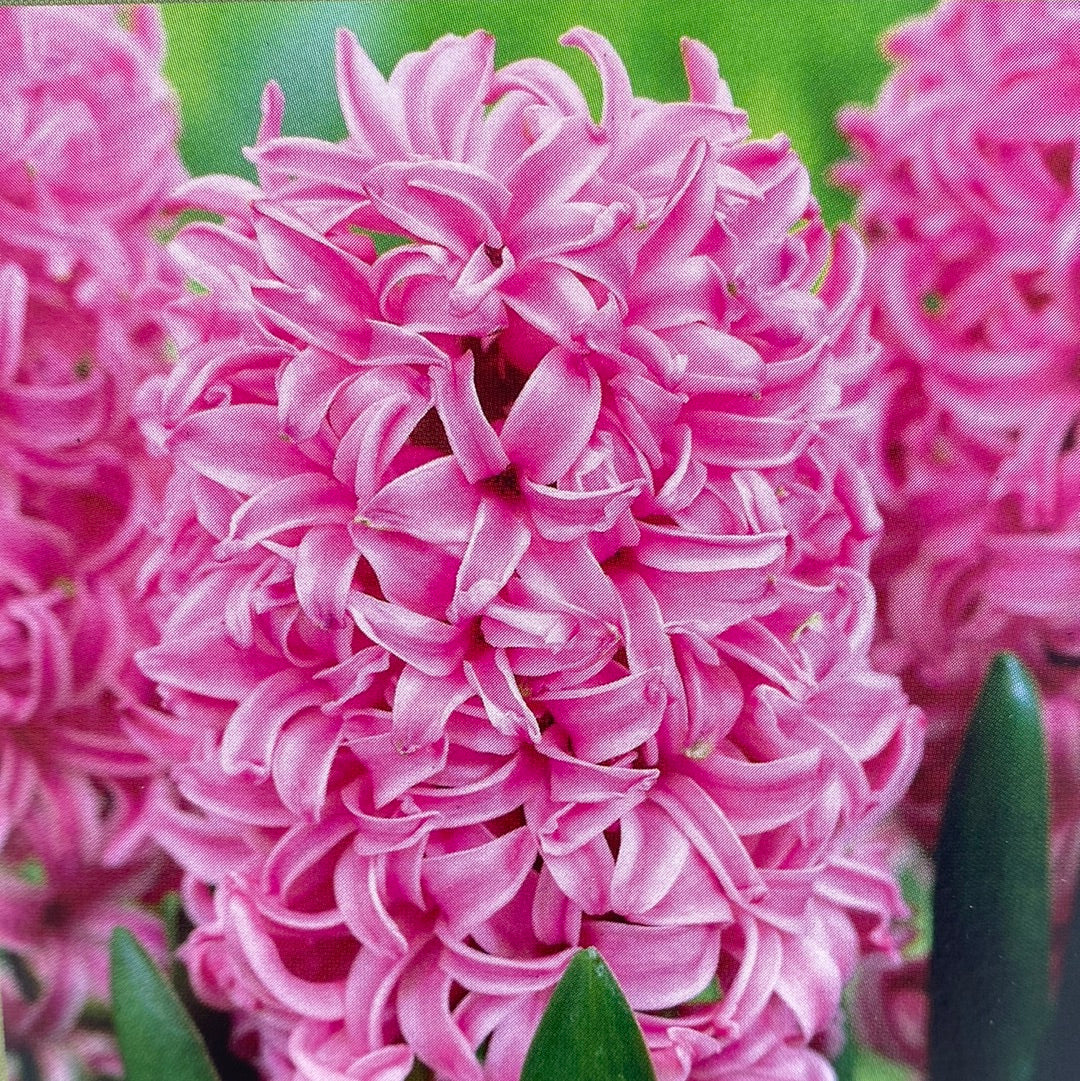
837, 0, 1080, 1069
0, 6, 185, 1077
139, 27, 923, 1081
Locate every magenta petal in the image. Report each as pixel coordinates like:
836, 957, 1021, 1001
392, 666, 473, 752
364, 159, 509, 257
397, 942, 484, 1081
430, 348, 509, 484
424, 826, 537, 937
441, 938, 575, 996
250, 279, 373, 359
449, 497, 531, 623
463, 648, 539, 741
348, 593, 467, 678
524, 477, 640, 542
359, 456, 480, 546
390, 29, 495, 160
408, 754, 536, 828
775, 929, 845, 1041
501, 348, 601, 484
225, 473, 355, 551
635, 521, 786, 573
252, 202, 374, 306
137, 630, 273, 700
335, 29, 410, 159
169, 404, 314, 495
651, 774, 765, 901
344, 726, 448, 808
277, 346, 354, 442
684, 410, 813, 469
169, 222, 261, 289
353, 526, 456, 617
543, 669, 666, 762
504, 114, 608, 220
146, 786, 254, 882
560, 27, 632, 138
221, 891, 349, 1021
688, 749, 824, 834
0, 262, 27, 382
295, 525, 361, 629
580, 920, 722, 1011
271, 713, 350, 818
333, 848, 409, 955
610, 802, 690, 915
542, 833, 614, 914
262, 813, 356, 899
221, 669, 325, 778
500, 265, 603, 347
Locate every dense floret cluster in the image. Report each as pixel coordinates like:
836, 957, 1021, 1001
0, 7, 184, 1077
136, 28, 923, 1081
837, 0, 1080, 1069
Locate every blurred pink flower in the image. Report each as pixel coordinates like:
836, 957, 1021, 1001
0, 4, 184, 283
837, 0, 1080, 1069
139, 26, 922, 1081
0, 5, 186, 1077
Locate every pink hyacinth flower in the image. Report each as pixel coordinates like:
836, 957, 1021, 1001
138, 26, 922, 1081
0, 5, 187, 1077
836, 0, 1080, 1070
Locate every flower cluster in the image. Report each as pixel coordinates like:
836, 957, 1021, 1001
137, 28, 923, 1081
0, 6, 184, 1077
836, 0, 1080, 1069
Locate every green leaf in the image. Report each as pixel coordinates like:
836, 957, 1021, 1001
1034, 845, 1080, 1079
521, 948, 656, 1081
109, 928, 221, 1081
929, 653, 1050, 1081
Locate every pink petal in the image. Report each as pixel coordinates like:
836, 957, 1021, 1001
169, 404, 314, 495
335, 29, 411, 159
359, 455, 480, 546
430, 348, 509, 484
348, 593, 467, 678
449, 496, 531, 623
501, 348, 601, 484
424, 826, 537, 937
463, 647, 539, 741
221, 669, 325, 778
580, 919, 722, 1011
543, 668, 666, 762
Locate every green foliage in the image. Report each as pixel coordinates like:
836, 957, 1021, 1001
521, 948, 656, 1081
1034, 858, 1080, 1080
929, 654, 1051, 1081
161, 1, 935, 224
109, 928, 221, 1081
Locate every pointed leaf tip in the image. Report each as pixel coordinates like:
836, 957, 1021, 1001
110, 927, 222, 1081
521, 948, 656, 1081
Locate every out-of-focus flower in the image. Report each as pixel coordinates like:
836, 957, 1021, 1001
139, 26, 922, 1081
0, 5, 186, 1077
0, 4, 184, 283
836, 0, 1080, 1069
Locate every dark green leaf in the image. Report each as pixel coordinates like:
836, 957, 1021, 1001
1034, 849, 1080, 1079
109, 928, 221, 1081
929, 653, 1050, 1081
521, 948, 656, 1081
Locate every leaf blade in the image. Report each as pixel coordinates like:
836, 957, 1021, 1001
109, 927, 222, 1081
521, 947, 656, 1081
929, 652, 1051, 1081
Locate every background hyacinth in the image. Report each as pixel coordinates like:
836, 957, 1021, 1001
134, 27, 923, 1081
0, 6, 186, 1078
836, 0, 1080, 1071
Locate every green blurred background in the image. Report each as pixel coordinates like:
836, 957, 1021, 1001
160, 1, 934, 226
157, 3, 932, 1078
